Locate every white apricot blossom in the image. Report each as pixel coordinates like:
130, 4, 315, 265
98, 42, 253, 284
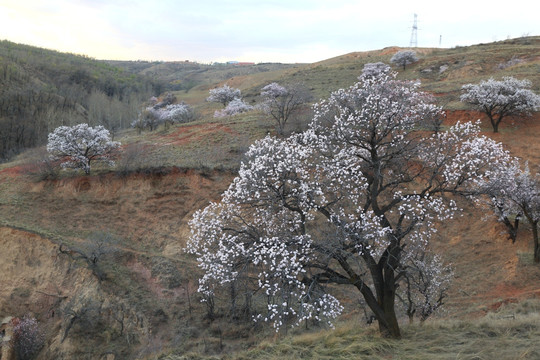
47, 123, 120, 174
214, 98, 253, 118
207, 84, 241, 107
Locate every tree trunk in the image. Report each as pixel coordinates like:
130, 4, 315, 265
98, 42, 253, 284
229, 281, 237, 319
486, 112, 501, 133
501, 214, 519, 243
490, 118, 499, 133
532, 220, 539, 263
356, 278, 402, 339
524, 211, 539, 263
378, 293, 401, 338
380, 269, 401, 338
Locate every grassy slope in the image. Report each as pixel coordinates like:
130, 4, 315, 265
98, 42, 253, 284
1, 37, 540, 359
143, 36, 540, 117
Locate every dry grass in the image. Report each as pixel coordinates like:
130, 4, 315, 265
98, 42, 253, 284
219, 300, 540, 360
156, 299, 540, 360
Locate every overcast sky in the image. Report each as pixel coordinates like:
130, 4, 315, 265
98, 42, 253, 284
1, 0, 539, 63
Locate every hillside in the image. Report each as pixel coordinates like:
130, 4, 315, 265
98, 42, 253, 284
0, 40, 163, 161
106, 60, 301, 94
0, 37, 540, 359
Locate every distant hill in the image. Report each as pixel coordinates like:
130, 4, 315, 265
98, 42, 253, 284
122, 36, 540, 110
0, 40, 163, 161
106, 59, 301, 93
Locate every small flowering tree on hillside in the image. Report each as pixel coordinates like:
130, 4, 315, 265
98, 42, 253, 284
477, 159, 540, 262
361, 62, 392, 78
159, 103, 195, 128
398, 252, 453, 323
506, 166, 540, 262
207, 84, 241, 107
460, 77, 540, 132
187, 66, 511, 338
47, 124, 120, 175
259, 82, 311, 135
214, 97, 253, 118
390, 50, 418, 70
132, 101, 195, 132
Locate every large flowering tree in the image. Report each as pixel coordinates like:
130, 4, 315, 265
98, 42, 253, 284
461, 77, 540, 133
47, 123, 120, 175
187, 65, 511, 338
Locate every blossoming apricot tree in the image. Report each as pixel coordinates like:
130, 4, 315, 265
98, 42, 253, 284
460, 77, 540, 132
477, 158, 540, 261
187, 65, 511, 338
47, 123, 120, 174
207, 84, 241, 107
390, 50, 418, 70
214, 97, 253, 118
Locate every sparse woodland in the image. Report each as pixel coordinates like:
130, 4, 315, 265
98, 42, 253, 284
0, 40, 163, 161
1, 37, 540, 359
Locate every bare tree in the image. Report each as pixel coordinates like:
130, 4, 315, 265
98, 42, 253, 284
59, 231, 118, 281
61, 296, 102, 343
259, 82, 311, 135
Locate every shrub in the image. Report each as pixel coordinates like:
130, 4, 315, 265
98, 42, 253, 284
12, 315, 44, 360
